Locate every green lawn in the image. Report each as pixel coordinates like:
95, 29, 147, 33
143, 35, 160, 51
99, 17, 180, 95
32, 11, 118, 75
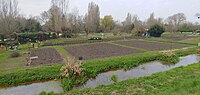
66, 59, 200, 95
0, 48, 29, 71
185, 36, 200, 45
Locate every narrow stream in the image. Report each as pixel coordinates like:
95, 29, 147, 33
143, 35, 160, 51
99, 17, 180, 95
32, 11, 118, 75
75, 54, 200, 89
0, 54, 199, 95
0, 80, 63, 95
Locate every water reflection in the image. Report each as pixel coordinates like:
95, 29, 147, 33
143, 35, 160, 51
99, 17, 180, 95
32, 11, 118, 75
0, 80, 63, 95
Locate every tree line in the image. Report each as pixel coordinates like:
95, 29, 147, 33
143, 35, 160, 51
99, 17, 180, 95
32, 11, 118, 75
0, 0, 200, 40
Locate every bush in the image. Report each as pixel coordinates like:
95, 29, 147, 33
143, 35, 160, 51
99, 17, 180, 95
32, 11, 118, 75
149, 24, 165, 37
60, 57, 84, 91
111, 75, 117, 82
10, 52, 20, 58
39, 91, 55, 95
18, 33, 50, 44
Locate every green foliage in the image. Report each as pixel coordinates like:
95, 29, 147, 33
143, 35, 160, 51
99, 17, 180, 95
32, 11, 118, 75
62, 78, 73, 92
19, 18, 42, 33
0, 64, 63, 87
39, 91, 56, 95
101, 15, 115, 32
178, 23, 195, 32
18, 33, 50, 44
149, 24, 165, 37
0, 47, 198, 89
60, 58, 84, 91
0, 34, 4, 41
111, 75, 117, 82
18, 33, 37, 43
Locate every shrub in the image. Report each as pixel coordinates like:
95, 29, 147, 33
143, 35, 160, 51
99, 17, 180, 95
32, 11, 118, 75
18, 33, 50, 44
39, 91, 55, 95
18, 33, 37, 44
149, 24, 165, 37
10, 52, 20, 58
111, 75, 117, 82
60, 57, 84, 91
60, 58, 84, 79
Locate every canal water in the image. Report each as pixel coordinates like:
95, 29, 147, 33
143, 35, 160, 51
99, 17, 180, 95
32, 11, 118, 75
75, 54, 200, 88
0, 54, 199, 95
0, 80, 62, 95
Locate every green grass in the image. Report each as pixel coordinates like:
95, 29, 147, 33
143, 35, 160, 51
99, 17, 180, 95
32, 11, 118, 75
111, 75, 118, 82
0, 49, 29, 71
109, 43, 148, 52
185, 36, 200, 45
0, 64, 63, 88
145, 37, 197, 46
0, 48, 176, 88
66, 61, 200, 95
0, 46, 198, 88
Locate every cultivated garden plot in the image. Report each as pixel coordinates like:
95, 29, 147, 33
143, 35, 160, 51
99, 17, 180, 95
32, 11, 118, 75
115, 40, 189, 51
29, 48, 63, 66
65, 43, 144, 60
43, 37, 133, 46
162, 36, 196, 41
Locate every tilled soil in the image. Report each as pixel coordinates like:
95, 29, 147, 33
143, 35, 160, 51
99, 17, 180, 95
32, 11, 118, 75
162, 36, 196, 41
43, 37, 133, 46
115, 40, 189, 51
30, 48, 63, 66
65, 43, 144, 60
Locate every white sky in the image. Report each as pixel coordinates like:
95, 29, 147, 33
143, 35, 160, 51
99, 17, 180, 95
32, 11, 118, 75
18, 0, 200, 23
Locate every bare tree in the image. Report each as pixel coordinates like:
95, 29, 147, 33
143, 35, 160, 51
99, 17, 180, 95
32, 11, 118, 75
39, 11, 50, 25
166, 13, 186, 32
147, 13, 164, 28
64, 7, 83, 37
49, 4, 62, 33
0, 0, 19, 35
39, 0, 69, 34
84, 2, 100, 35
147, 13, 157, 27
122, 13, 134, 33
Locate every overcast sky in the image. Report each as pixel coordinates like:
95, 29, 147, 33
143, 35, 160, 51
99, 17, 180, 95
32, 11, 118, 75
18, 0, 200, 23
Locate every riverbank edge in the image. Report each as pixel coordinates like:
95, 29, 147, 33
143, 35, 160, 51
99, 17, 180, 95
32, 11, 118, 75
0, 47, 199, 90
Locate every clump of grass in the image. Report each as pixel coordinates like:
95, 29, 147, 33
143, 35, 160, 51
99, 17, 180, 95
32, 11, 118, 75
161, 50, 175, 57
60, 57, 84, 91
60, 57, 84, 78
39, 91, 55, 95
111, 75, 118, 82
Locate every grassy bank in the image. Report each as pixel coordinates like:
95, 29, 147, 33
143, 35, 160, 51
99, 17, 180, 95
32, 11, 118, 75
66, 59, 200, 95
0, 47, 199, 89
0, 64, 63, 88
61, 47, 199, 91
0, 49, 28, 71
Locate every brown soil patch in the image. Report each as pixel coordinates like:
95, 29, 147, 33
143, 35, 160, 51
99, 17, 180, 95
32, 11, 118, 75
43, 37, 133, 46
65, 43, 144, 60
29, 48, 63, 66
115, 40, 188, 51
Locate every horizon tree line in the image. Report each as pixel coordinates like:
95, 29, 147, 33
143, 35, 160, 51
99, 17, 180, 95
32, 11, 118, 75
0, 0, 200, 40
